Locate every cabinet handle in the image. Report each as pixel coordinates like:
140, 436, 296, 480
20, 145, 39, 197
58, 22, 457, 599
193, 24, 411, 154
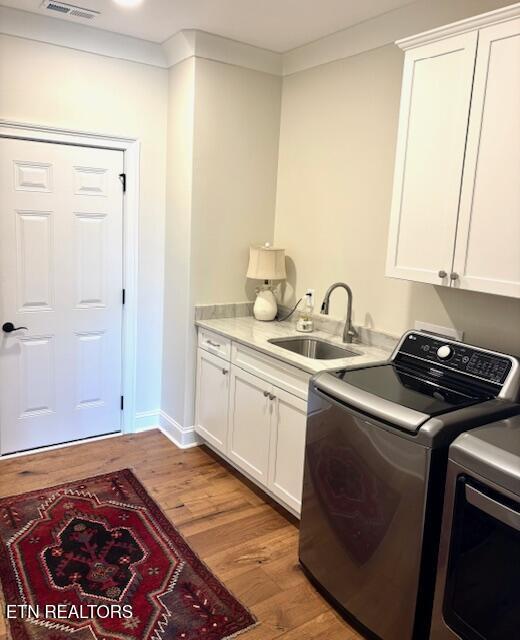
438, 270, 447, 279
221, 368, 228, 375
269, 393, 276, 401
450, 272, 459, 281
263, 390, 269, 397
207, 340, 221, 348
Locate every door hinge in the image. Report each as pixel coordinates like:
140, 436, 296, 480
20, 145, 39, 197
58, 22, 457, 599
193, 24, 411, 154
122, 289, 126, 305
119, 173, 126, 192
120, 396, 124, 411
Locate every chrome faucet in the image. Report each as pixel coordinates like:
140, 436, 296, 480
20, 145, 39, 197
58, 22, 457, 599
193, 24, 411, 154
320, 282, 357, 344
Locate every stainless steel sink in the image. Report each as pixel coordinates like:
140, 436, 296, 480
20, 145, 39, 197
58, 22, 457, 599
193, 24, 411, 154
268, 337, 361, 360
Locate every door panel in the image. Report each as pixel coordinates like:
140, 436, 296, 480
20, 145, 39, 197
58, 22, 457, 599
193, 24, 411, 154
386, 32, 478, 285
194, 348, 230, 453
453, 18, 520, 298
0, 138, 124, 454
19, 335, 55, 417
75, 213, 107, 307
76, 331, 105, 408
228, 365, 271, 484
14, 161, 52, 192
16, 210, 54, 311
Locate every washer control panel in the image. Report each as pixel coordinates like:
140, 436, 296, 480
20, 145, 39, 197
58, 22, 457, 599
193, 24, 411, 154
398, 333, 513, 385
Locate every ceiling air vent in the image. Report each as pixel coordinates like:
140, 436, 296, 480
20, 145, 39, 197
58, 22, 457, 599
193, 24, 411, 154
40, 1, 100, 20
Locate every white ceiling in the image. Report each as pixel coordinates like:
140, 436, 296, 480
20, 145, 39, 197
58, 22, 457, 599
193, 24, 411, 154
2, 0, 416, 52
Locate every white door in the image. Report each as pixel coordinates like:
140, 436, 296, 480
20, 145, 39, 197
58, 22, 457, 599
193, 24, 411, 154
386, 32, 478, 285
228, 365, 271, 485
194, 348, 230, 453
0, 138, 124, 454
452, 18, 520, 298
268, 387, 307, 514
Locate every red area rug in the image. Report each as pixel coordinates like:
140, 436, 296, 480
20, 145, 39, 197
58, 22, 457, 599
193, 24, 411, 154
0, 468, 256, 640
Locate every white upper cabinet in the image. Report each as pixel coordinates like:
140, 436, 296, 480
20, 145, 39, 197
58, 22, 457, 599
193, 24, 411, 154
386, 32, 478, 286
386, 5, 520, 298
453, 17, 520, 297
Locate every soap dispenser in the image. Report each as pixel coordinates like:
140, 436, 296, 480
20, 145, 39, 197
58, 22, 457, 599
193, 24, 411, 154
296, 290, 314, 333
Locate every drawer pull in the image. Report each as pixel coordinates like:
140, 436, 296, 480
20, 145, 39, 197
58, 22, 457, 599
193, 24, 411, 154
207, 339, 221, 348
269, 393, 276, 401
222, 368, 229, 375
263, 390, 269, 397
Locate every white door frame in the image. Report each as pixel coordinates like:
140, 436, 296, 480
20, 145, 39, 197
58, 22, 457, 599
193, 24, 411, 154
0, 119, 139, 436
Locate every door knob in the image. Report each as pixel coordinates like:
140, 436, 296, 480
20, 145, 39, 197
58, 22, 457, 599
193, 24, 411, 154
2, 322, 28, 333
438, 270, 447, 278
450, 272, 459, 281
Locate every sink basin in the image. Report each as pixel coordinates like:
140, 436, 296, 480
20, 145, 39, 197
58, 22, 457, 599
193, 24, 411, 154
268, 337, 361, 360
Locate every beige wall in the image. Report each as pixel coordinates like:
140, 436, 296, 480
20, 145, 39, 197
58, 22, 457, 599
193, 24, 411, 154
191, 59, 281, 304
0, 34, 168, 413
161, 58, 196, 428
274, 0, 520, 354
161, 59, 282, 427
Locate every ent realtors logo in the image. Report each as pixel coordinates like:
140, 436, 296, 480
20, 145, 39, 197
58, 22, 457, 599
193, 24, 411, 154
5, 604, 133, 620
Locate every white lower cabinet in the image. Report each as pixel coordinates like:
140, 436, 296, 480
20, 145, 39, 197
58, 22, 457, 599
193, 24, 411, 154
195, 332, 308, 516
268, 388, 307, 513
228, 366, 272, 485
194, 348, 230, 454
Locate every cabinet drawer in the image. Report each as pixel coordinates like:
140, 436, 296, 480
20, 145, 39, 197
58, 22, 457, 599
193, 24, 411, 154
231, 342, 310, 400
198, 328, 231, 360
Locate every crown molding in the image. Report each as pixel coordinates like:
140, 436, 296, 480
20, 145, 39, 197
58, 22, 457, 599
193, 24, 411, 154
162, 29, 283, 75
191, 30, 282, 75
397, 1, 520, 49
0, 5, 282, 75
2, 2, 518, 77
283, 0, 520, 75
0, 5, 167, 67
161, 30, 196, 68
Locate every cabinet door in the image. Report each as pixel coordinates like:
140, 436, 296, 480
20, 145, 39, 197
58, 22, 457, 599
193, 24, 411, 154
386, 32, 478, 285
452, 18, 520, 298
194, 348, 230, 453
268, 387, 307, 514
228, 366, 271, 485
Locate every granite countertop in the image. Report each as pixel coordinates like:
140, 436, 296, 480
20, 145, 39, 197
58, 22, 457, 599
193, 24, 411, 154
195, 316, 393, 375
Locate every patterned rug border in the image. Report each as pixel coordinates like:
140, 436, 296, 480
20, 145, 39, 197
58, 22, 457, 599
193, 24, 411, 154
0, 467, 258, 640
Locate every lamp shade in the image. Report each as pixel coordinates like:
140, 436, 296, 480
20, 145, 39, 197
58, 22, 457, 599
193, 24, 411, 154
247, 244, 286, 281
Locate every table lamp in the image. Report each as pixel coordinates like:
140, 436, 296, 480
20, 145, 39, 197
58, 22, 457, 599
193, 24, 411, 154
247, 243, 286, 321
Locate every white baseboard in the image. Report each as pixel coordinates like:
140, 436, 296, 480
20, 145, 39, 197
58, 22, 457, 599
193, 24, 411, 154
159, 411, 199, 449
134, 410, 161, 431
1, 411, 198, 460
134, 410, 199, 450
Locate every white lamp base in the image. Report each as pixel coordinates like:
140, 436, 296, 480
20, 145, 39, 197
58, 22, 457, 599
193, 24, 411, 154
253, 286, 277, 321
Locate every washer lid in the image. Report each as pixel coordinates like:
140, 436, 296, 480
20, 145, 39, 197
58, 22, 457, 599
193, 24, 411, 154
339, 363, 488, 412
313, 369, 430, 432
450, 416, 520, 496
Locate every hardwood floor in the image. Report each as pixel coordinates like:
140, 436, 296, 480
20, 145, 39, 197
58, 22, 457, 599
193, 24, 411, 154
0, 430, 362, 640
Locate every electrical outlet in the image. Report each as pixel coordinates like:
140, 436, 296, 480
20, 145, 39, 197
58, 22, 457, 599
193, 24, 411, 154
305, 289, 315, 307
